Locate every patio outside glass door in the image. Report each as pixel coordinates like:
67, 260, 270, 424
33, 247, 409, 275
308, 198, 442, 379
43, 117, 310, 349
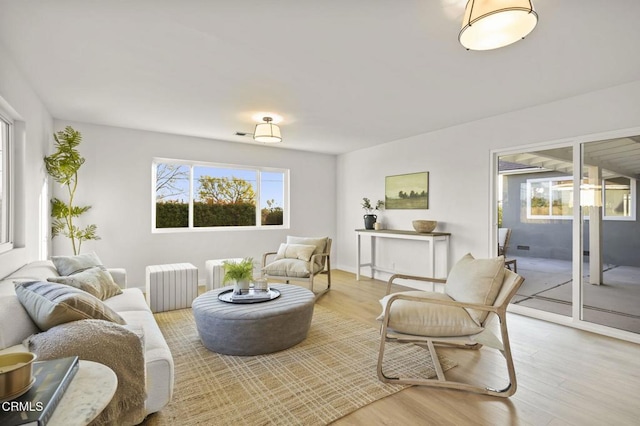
580, 139, 640, 333
498, 146, 574, 317
496, 135, 640, 339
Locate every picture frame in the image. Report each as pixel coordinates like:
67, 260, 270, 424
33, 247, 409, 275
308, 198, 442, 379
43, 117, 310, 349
385, 172, 429, 209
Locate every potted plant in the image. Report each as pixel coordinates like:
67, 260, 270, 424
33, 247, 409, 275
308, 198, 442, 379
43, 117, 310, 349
361, 198, 384, 230
223, 258, 254, 294
44, 126, 99, 255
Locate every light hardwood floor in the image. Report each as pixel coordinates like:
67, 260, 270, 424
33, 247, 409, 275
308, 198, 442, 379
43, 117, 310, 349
316, 270, 640, 426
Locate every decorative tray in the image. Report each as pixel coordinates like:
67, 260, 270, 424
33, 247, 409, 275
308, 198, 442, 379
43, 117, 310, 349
218, 288, 281, 304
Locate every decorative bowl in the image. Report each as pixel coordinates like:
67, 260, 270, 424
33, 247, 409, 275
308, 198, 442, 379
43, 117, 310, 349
0, 352, 37, 401
412, 220, 437, 233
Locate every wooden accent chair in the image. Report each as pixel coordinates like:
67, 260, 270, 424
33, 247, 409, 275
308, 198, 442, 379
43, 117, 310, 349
377, 253, 525, 397
262, 236, 331, 297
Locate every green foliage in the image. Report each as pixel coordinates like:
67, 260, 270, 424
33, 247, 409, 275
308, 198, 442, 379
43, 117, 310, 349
223, 258, 254, 283
44, 126, 99, 255
198, 176, 255, 204
261, 199, 283, 225
155, 202, 257, 228
361, 197, 384, 214
194, 202, 255, 227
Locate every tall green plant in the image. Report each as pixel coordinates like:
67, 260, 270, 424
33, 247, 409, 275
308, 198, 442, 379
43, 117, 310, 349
44, 126, 99, 254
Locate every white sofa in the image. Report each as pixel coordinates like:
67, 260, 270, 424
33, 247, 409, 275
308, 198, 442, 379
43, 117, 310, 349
0, 260, 174, 417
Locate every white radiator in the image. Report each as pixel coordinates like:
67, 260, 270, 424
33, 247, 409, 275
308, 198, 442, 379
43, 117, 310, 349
205, 258, 244, 291
145, 263, 198, 313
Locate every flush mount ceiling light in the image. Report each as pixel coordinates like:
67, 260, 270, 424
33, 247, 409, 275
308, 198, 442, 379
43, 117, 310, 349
253, 117, 282, 143
459, 0, 538, 51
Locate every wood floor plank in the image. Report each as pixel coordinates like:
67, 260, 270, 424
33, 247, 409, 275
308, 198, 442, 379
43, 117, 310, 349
316, 270, 640, 426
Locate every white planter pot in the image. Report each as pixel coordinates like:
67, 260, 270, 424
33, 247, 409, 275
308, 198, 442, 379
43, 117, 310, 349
233, 279, 251, 294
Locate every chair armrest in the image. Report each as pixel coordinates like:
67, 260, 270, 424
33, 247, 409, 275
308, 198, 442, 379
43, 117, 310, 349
386, 274, 446, 295
262, 251, 278, 267
107, 268, 127, 289
310, 252, 331, 272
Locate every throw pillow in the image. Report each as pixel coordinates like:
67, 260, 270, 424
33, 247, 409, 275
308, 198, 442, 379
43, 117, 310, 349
274, 243, 317, 262
14, 281, 126, 331
48, 267, 122, 300
51, 252, 104, 276
286, 236, 328, 266
444, 253, 505, 325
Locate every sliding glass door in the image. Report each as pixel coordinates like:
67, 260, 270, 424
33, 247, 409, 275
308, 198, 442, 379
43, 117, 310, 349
495, 133, 640, 340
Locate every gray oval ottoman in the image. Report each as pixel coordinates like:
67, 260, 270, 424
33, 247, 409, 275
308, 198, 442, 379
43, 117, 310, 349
192, 283, 315, 356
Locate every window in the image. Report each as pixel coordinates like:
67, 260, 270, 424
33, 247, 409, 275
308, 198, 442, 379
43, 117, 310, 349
526, 176, 635, 220
153, 159, 288, 230
0, 111, 12, 253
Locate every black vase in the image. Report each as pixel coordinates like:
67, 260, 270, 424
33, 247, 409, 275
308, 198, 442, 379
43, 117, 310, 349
363, 214, 377, 230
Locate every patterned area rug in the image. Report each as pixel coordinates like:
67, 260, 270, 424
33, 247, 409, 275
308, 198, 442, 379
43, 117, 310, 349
143, 305, 455, 425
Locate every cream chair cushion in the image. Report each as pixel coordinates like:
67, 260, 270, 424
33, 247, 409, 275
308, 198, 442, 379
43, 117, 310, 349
444, 253, 505, 325
378, 291, 484, 337
274, 243, 317, 262
262, 259, 323, 278
286, 236, 327, 266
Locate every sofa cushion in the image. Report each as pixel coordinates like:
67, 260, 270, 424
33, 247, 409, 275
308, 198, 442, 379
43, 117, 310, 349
274, 243, 317, 262
444, 253, 505, 325
51, 252, 104, 276
0, 295, 40, 350
378, 291, 484, 337
15, 281, 126, 331
48, 267, 123, 300
103, 288, 151, 313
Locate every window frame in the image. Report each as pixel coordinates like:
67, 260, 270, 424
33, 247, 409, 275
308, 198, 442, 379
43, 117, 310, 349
151, 158, 289, 232
526, 175, 636, 221
0, 109, 13, 254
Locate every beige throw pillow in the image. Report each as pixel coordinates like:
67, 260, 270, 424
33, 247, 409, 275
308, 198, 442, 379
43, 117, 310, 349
444, 253, 505, 325
286, 236, 328, 266
274, 243, 317, 262
51, 252, 104, 276
14, 281, 126, 331
48, 267, 122, 300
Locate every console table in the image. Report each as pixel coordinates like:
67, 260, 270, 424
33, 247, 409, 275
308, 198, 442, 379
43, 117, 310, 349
355, 229, 451, 281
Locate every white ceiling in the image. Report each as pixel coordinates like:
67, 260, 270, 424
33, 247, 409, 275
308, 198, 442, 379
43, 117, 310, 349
1, 0, 639, 155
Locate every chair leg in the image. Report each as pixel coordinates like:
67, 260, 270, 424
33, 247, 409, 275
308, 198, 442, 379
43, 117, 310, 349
377, 320, 517, 397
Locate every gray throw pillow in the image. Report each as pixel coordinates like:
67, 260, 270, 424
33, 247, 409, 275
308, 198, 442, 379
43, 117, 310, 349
14, 281, 126, 331
51, 252, 104, 276
48, 267, 122, 300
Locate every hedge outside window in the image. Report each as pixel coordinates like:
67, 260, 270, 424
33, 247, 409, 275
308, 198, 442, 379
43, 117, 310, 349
153, 160, 288, 230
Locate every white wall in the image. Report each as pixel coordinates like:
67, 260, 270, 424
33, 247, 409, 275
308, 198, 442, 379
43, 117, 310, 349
0, 42, 53, 278
52, 121, 337, 288
336, 81, 640, 288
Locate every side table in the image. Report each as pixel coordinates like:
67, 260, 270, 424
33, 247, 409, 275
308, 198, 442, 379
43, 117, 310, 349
49, 360, 117, 426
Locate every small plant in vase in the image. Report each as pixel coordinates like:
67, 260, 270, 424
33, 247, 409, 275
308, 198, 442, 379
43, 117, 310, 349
223, 258, 254, 294
361, 198, 384, 230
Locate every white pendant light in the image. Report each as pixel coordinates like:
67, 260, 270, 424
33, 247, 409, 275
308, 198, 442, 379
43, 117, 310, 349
459, 0, 538, 51
253, 117, 282, 143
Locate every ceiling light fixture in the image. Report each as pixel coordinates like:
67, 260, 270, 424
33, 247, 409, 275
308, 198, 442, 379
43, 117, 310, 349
253, 117, 282, 143
459, 0, 538, 51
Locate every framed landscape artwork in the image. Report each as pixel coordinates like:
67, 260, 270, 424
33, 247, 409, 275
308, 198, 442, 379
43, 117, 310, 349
385, 172, 429, 209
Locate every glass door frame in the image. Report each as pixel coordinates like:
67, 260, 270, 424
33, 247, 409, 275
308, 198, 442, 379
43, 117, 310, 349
490, 126, 640, 344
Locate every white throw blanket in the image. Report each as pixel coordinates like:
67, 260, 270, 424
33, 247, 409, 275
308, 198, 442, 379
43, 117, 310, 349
25, 319, 147, 426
